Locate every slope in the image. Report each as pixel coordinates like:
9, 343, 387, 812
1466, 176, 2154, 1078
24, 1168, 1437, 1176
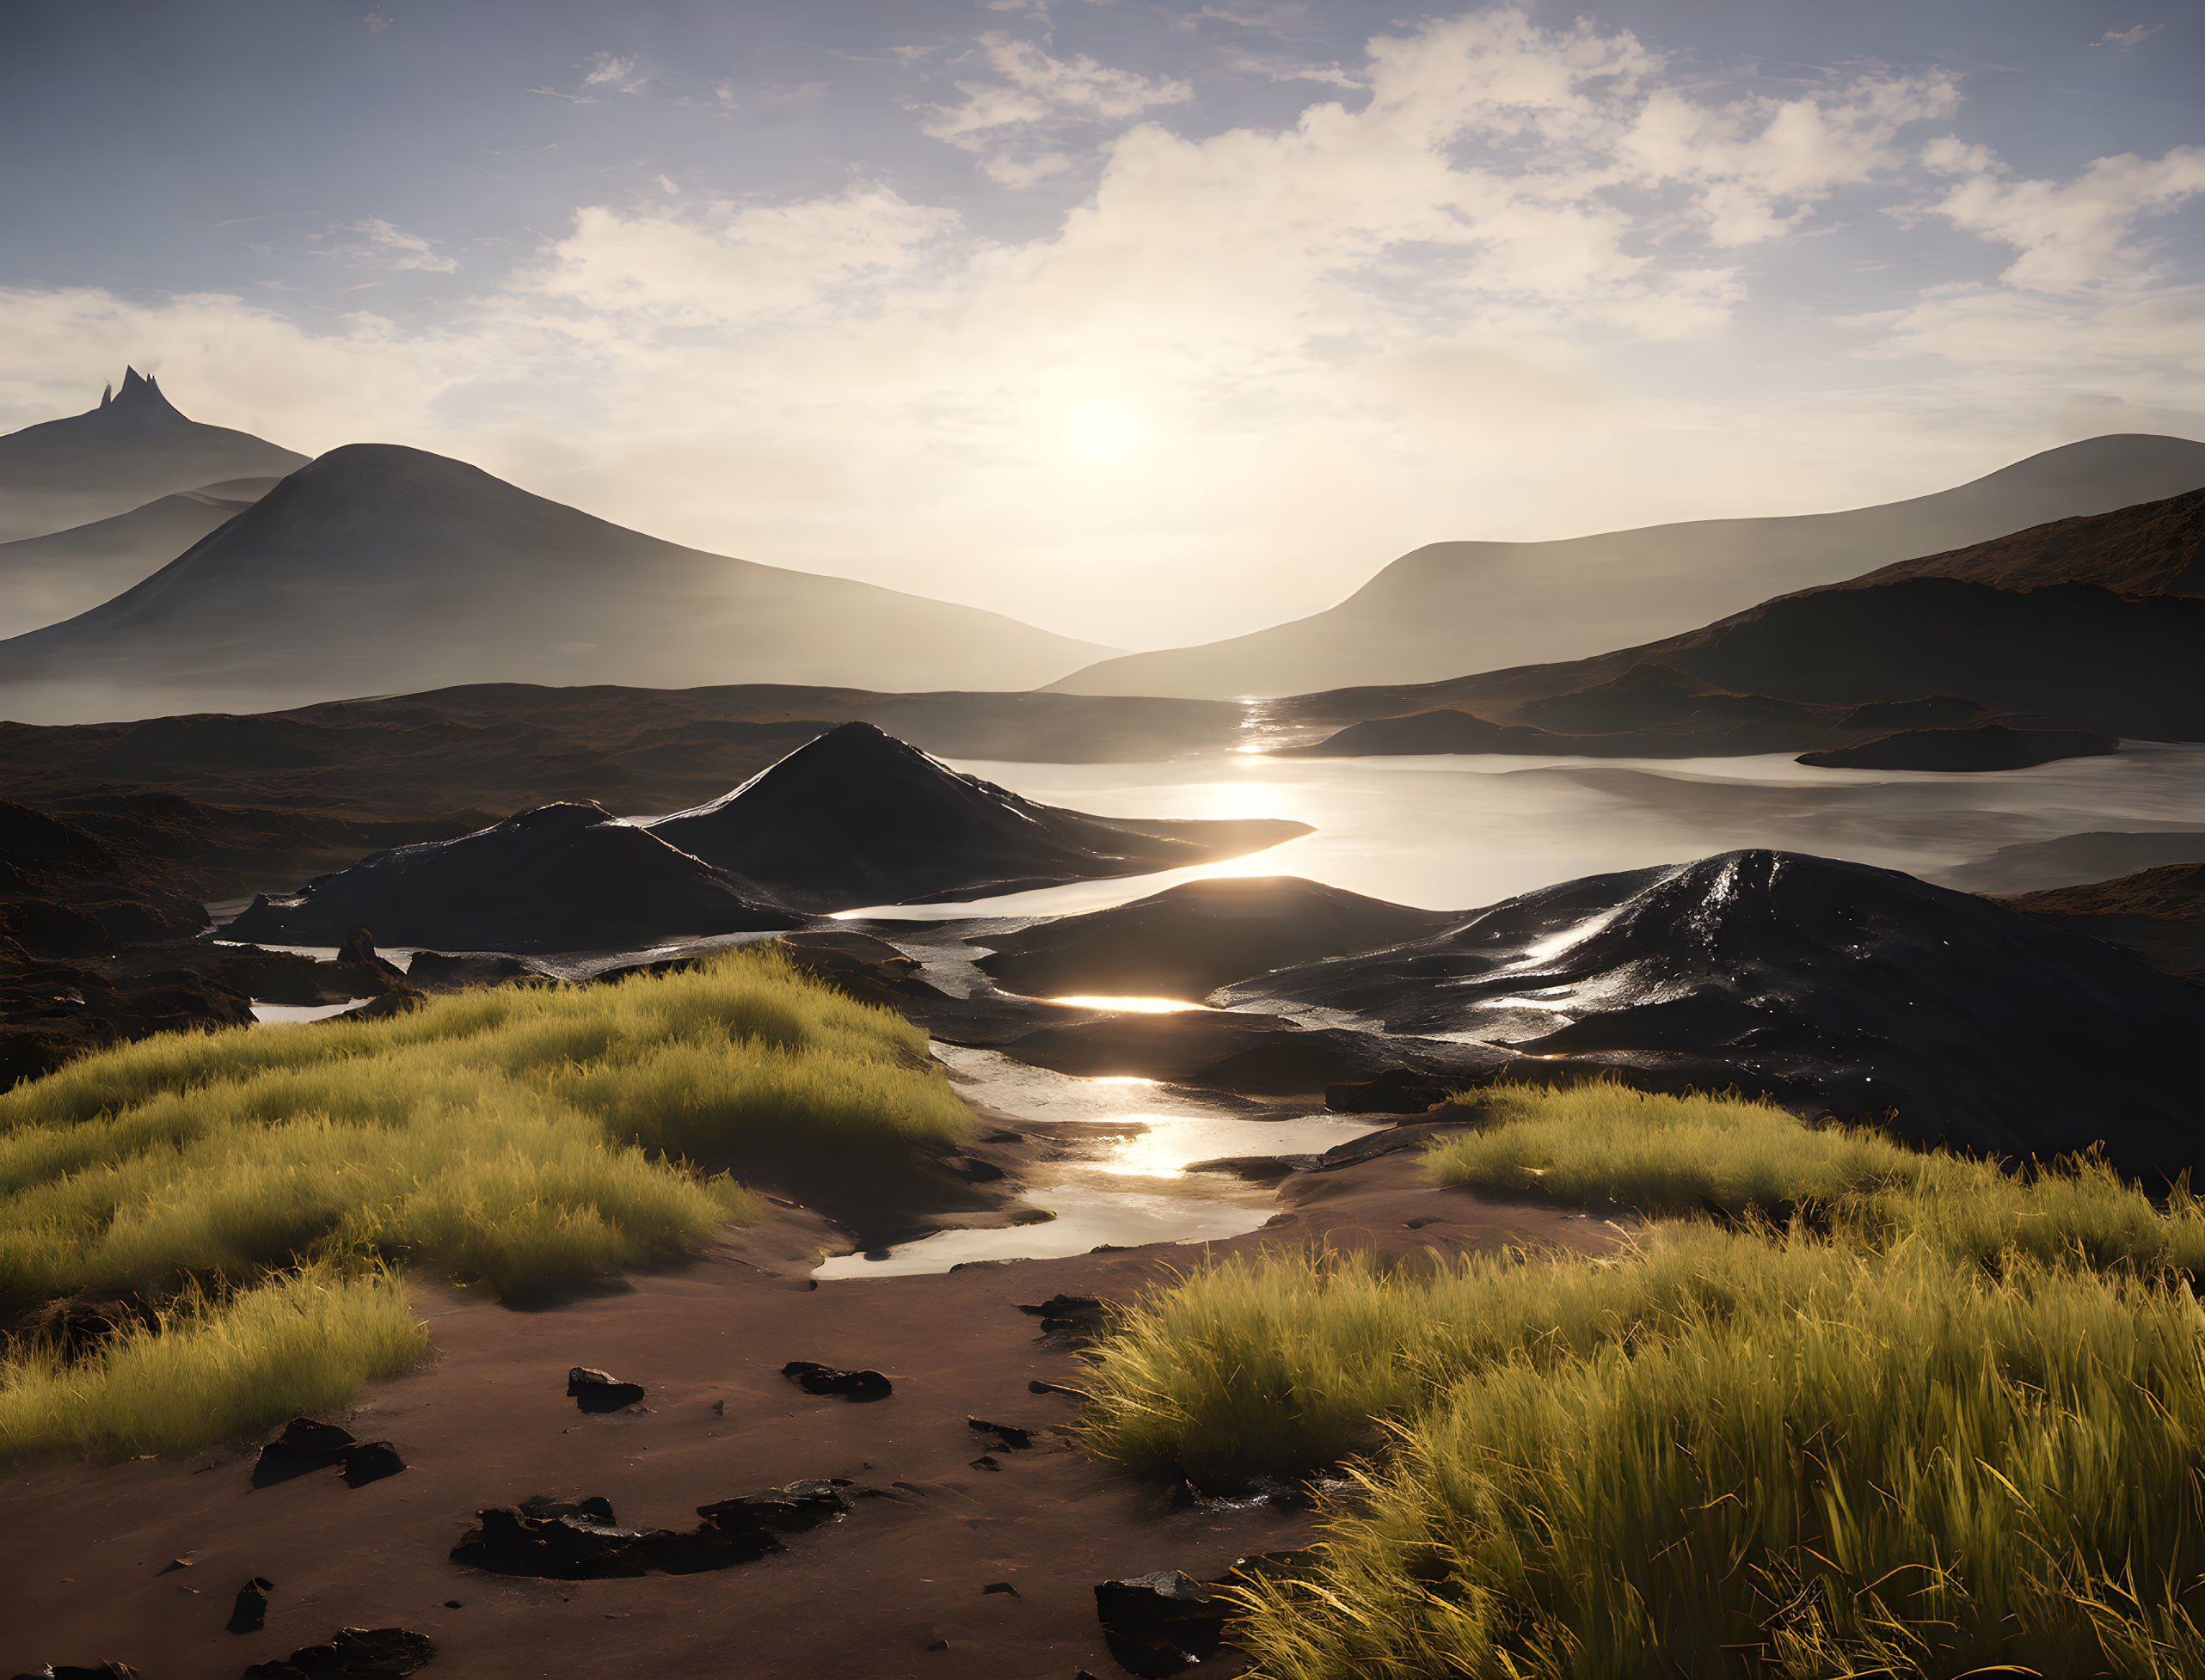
0, 444, 1121, 721
1052, 434, 2205, 698
0, 481, 278, 636
0, 371, 305, 542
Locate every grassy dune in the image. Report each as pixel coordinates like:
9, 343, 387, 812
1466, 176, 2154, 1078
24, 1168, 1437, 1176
1083, 1085, 2205, 1677
0, 946, 968, 1460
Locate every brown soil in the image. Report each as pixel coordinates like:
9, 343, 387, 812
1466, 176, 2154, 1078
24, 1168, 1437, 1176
0, 1156, 1614, 1680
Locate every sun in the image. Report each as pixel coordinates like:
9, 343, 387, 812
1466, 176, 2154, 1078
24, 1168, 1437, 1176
1064, 400, 1139, 466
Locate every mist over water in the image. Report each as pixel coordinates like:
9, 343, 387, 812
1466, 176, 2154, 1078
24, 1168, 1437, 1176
845, 744, 2205, 919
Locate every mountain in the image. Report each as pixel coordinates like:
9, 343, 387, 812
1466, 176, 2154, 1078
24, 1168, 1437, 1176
1279, 487, 2205, 754
224, 800, 799, 951
0, 479, 279, 637
1219, 849, 2205, 1174
647, 721, 1310, 911
0, 371, 306, 543
0, 444, 1121, 722
1992, 861, 2205, 984
1050, 434, 2205, 699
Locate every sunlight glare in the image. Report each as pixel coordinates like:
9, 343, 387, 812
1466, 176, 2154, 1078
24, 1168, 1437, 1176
1065, 401, 1139, 466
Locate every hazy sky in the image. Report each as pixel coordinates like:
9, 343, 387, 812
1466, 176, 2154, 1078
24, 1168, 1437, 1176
2, 0, 2200, 648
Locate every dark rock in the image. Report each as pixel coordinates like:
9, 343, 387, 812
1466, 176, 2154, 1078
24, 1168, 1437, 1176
1225, 849, 2205, 1177
450, 1504, 661, 1579
1014, 1295, 1107, 1339
226, 1576, 274, 1634
453, 1480, 852, 1579
9, 1665, 141, 1680
224, 801, 797, 953
696, 1478, 854, 1537
1324, 1067, 1456, 1113
647, 722, 1308, 913
1094, 1571, 1229, 1677
981, 1581, 1020, 1596
773, 929, 951, 1007
967, 1417, 1035, 1450
969, 1455, 1002, 1472
970, 876, 1455, 1003
240, 1625, 435, 1678
339, 1441, 407, 1486
1029, 1378, 1091, 1400
1798, 722, 2117, 772
403, 950, 546, 989
252, 1417, 357, 1486
567, 1365, 647, 1412
782, 1359, 893, 1401
519, 1493, 617, 1524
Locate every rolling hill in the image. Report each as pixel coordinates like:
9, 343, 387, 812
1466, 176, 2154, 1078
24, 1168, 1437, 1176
0, 370, 305, 543
0, 479, 279, 637
0, 443, 1121, 722
1051, 433, 2205, 698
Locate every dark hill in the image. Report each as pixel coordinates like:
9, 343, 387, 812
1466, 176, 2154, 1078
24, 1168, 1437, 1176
648, 722, 1311, 912
1053, 434, 2205, 698
0, 371, 306, 542
0, 443, 1117, 721
224, 801, 798, 951
1220, 849, 2205, 1174
1992, 861, 2205, 984
0, 481, 267, 637
1797, 723, 2116, 772
1854, 485, 2205, 595
968, 876, 1455, 1002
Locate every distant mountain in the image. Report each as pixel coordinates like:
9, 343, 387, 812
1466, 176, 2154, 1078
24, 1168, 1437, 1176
0, 444, 1121, 722
0, 370, 306, 543
648, 720, 1309, 911
0, 479, 279, 637
1051, 434, 2205, 698
1279, 487, 2205, 755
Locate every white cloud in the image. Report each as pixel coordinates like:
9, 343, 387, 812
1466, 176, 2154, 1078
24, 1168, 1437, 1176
920, 33, 1195, 181
318, 218, 461, 274
2093, 24, 2160, 47
1919, 140, 2205, 288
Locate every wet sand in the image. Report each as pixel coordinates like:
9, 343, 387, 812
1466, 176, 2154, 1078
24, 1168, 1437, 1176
0, 1156, 1616, 1680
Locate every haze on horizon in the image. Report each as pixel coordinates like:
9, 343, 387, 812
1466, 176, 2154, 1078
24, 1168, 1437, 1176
2, 0, 2200, 652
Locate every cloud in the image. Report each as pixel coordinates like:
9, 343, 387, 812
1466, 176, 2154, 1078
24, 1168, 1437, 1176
2092, 24, 2160, 47
363, 13, 392, 33
920, 32, 1195, 181
316, 218, 461, 274
1919, 139, 2205, 288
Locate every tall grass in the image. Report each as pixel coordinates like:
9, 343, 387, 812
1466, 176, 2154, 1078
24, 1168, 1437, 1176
1081, 1084, 2205, 1677
0, 945, 970, 1459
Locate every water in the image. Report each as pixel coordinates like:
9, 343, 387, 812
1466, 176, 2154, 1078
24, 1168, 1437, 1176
812, 1045, 1379, 1278
248, 1000, 369, 1025
841, 743, 2205, 919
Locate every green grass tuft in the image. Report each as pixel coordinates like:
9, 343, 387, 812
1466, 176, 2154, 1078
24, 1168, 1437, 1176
1082, 1083, 2205, 1677
0, 944, 968, 1460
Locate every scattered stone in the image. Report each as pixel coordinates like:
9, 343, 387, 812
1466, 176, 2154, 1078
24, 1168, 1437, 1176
520, 1493, 616, 1523
1093, 1571, 1229, 1678
710, 1399, 725, 1415
696, 1479, 853, 1538
158, 1557, 192, 1573
340, 1441, 407, 1487
1324, 1067, 1454, 1114
440, 1602, 460, 1610
9, 1665, 141, 1680
253, 1417, 357, 1486
567, 1366, 647, 1412
967, 1417, 1035, 1450
1013, 1294, 1107, 1340
226, 1577, 274, 1634
241, 1626, 435, 1679
924, 1640, 949, 1652
1028, 1378, 1091, 1400
981, 1581, 1020, 1597
781, 1359, 893, 1401
454, 1481, 853, 1579
969, 1456, 1002, 1473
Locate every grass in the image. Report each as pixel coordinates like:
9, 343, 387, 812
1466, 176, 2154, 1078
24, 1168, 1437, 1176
0, 944, 969, 1461
1080, 1083, 2205, 1678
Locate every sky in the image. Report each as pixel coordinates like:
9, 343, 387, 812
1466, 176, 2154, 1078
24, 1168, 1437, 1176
1, 0, 2200, 650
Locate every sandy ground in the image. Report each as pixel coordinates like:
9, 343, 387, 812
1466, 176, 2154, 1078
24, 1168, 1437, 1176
0, 1154, 1618, 1680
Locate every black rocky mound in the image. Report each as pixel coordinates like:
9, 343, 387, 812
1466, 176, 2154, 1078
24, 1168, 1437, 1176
648, 722, 1310, 912
226, 800, 798, 951
971, 876, 1454, 1002
1798, 723, 2117, 772
1221, 849, 2205, 1174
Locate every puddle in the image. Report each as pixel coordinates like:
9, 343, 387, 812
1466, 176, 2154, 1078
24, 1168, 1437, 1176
1045, 995, 1213, 1014
814, 1044, 1378, 1278
249, 1000, 370, 1026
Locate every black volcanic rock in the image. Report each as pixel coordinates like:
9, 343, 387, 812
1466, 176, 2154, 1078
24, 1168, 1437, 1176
648, 722, 1310, 912
224, 800, 796, 951
0, 442, 1117, 720
1798, 723, 2117, 772
1222, 849, 2205, 1174
971, 876, 1453, 1002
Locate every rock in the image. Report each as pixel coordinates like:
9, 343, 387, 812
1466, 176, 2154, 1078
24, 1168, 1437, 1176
969, 1455, 1002, 1472
567, 1366, 647, 1412
781, 1360, 893, 1402
226, 1576, 274, 1634
1013, 1295, 1108, 1340
1324, 1067, 1456, 1113
1029, 1378, 1091, 1400
339, 1441, 407, 1487
252, 1417, 357, 1486
1798, 722, 2117, 772
696, 1479, 854, 1537
519, 1493, 616, 1523
9, 1665, 141, 1680
403, 950, 546, 989
453, 1481, 853, 1579
1093, 1571, 1229, 1677
240, 1626, 435, 1678
967, 1417, 1035, 1450
450, 1504, 661, 1579
981, 1581, 1020, 1596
